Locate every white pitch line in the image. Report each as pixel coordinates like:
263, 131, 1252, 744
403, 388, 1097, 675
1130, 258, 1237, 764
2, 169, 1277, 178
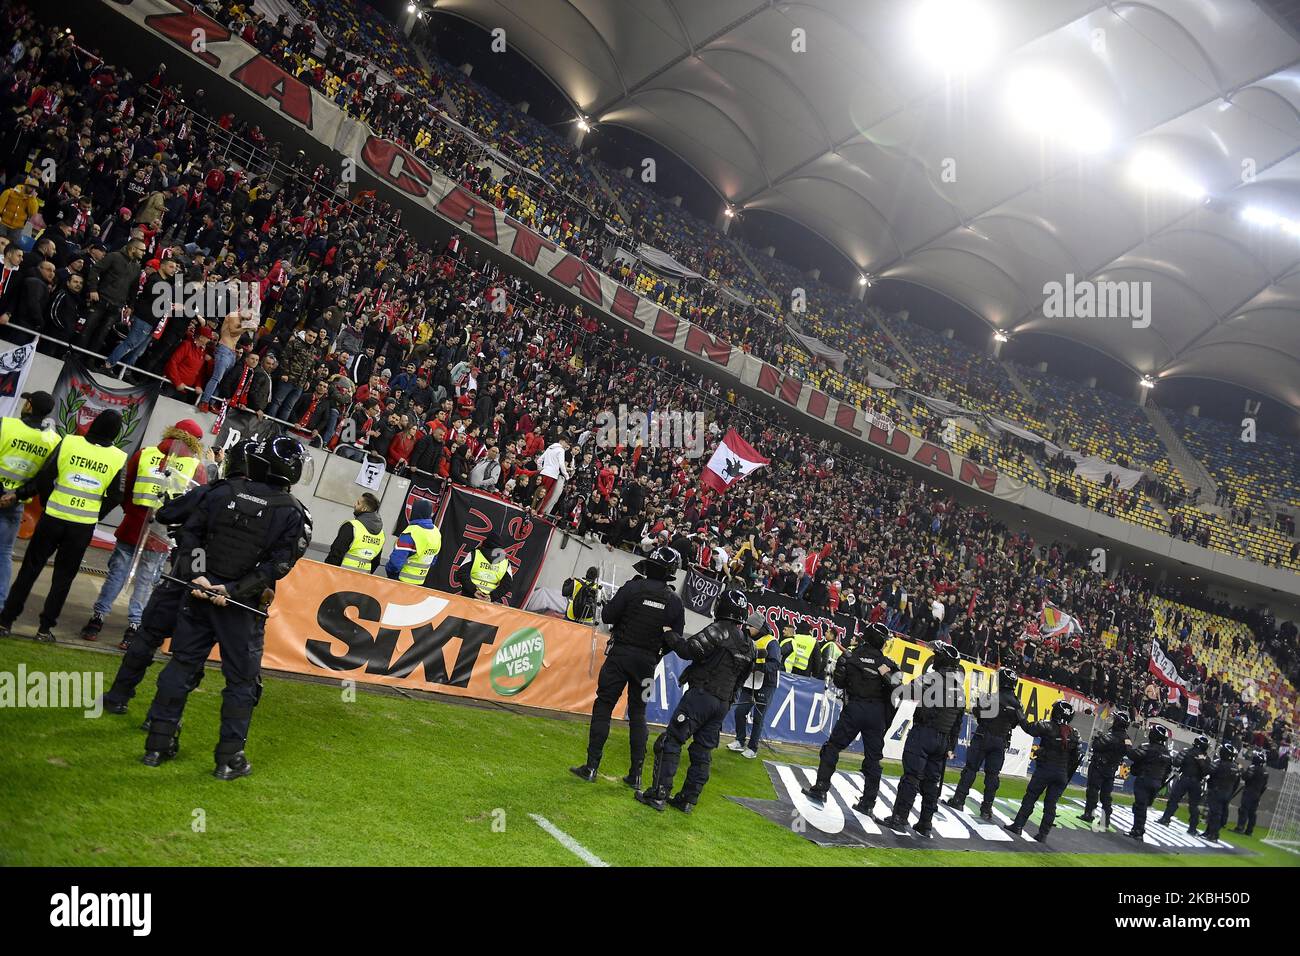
529, 813, 609, 867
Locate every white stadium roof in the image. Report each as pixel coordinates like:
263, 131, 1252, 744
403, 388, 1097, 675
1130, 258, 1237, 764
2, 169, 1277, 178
431, 0, 1300, 409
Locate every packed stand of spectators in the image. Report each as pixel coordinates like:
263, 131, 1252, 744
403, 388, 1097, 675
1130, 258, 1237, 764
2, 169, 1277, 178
2, 1, 1298, 744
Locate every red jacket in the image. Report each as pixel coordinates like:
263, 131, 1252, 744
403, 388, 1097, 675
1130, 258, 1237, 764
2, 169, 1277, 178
164, 330, 213, 392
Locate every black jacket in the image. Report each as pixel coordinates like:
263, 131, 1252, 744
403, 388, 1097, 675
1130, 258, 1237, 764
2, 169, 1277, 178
1019, 717, 1083, 777
1174, 751, 1211, 782
1205, 759, 1240, 799
86, 248, 141, 305
1088, 727, 1131, 771
602, 576, 684, 654
832, 643, 898, 702
1242, 764, 1269, 797
911, 667, 967, 752
1125, 742, 1172, 785
971, 686, 1024, 744
672, 619, 756, 704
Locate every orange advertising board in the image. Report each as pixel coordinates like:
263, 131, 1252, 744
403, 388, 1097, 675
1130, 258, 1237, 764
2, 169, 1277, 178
261, 560, 613, 716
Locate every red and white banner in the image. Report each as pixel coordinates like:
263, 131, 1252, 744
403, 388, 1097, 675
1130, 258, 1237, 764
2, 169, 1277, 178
103, 0, 1014, 502
1149, 637, 1201, 714
700, 428, 769, 494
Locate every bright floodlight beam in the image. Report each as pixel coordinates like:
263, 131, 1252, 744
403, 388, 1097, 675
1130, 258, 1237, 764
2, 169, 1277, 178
1006, 68, 1111, 153
1129, 150, 1206, 201
911, 0, 996, 74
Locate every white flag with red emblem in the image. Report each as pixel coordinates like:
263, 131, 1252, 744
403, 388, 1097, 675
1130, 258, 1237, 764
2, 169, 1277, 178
701, 428, 769, 494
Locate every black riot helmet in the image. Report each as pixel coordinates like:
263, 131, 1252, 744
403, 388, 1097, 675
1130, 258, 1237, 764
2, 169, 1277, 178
223, 438, 259, 479
1192, 735, 1210, 753
1251, 749, 1266, 765
1147, 724, 1170, 746
1111, 710, 1131, 731
860, 622, 890, 650
1217, 742, 1237, 762
633, 545, 681, 581
998, 666, 1018, 688
929, 640, 962, 671
714, 588, 749, 624
1050, 700, 1075, 724
251, 435, 312, 488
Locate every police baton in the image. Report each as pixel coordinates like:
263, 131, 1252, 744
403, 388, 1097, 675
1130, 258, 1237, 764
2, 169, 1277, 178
162, 574, 270, 617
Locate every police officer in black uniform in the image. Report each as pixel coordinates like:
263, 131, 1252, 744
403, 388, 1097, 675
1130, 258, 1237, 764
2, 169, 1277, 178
1005, 700, 1082, 843
883, 641, 966, 838
1126, 723, 1173, 840
1200, 742, 1241, 842
1158, 734, 1211, 833
101, 439, 260, 717
801, 622, 901, 818
1233, 749, 1269, 835
570, 546, 685, 788
1080, 709, 1133, 828
945, 666, 1024, 820
635, 588, 756, 814
140, 436, 312, 779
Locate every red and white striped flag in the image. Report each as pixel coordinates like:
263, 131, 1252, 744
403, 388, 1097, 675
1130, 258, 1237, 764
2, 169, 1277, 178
700, 429, 769, 494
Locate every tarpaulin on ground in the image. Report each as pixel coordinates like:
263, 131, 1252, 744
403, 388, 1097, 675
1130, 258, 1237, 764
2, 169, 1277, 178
428, 485, 553, 608
50, 358, 158, 457
263, 559, 606, 715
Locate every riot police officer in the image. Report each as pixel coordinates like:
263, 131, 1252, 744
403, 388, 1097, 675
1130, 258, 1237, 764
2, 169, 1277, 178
1158, 734, 1211, 833
635, 588, 756, 814
1200, 743, 1241, 842
101, 439, 259, 716
570, 546, 685, 788
140, 436, 313, 779
1233, 749, 1269, 835
883, 641, 966, 837
945, 666, 1024, 820
1080, 710, 1132, 828
1005, 700, 1082, 844
1126, 723, 1173, 841
801, 622, 900, 818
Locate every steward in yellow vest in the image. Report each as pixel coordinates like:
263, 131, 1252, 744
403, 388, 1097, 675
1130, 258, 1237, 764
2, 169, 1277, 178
0, 409, 127, 641
0, 389, 60, 611
326, 492, 385, 573
385, 497, 441, 586
457, 530, 513, 602
0, 392, 59, 495
781, 628, 817, 676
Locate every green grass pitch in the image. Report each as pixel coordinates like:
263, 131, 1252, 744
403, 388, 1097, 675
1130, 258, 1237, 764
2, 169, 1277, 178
0, 639, 1294, 867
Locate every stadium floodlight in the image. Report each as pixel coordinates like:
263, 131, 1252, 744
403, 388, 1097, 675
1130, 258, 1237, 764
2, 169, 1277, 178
1129, 150, 1206, 201
577, 116, 591, 132
1139, 375, 1156, 388
911, 0, 996, 74
993, 329, 1009, 343
724, 205, 736, 218
1241, 205, 1281, 227
406, 3, 415, 11
858, 274, 868, 286
1006, 68, 1111, 153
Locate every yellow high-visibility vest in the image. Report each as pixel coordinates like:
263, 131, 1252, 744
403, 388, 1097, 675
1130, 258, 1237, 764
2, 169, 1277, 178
342, 519, 385, 571
0, 416, 58, 491
469, 549, 510, 597
131, 445, 200, 508
755, 633, 777, 664
398, 523, 442, 585
784, 633, 816, 673
45, 435, 126, 524
565, 578, 595, 623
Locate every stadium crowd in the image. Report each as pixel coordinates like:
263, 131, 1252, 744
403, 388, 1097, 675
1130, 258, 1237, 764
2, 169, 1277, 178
0, 2, 1294, 761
